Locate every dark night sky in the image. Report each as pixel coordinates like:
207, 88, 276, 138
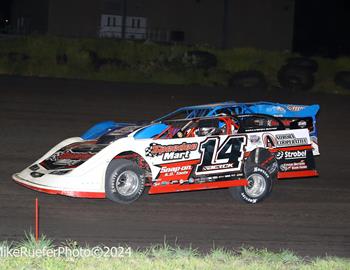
0, 0, 12, 22
0, 0, 349, 56
293, 0, 350, 57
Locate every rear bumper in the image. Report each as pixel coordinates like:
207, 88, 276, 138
12, 173, 106, 199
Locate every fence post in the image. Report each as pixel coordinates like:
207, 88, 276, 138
35, 198, 39, 242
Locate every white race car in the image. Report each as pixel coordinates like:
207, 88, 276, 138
13, 113, 318, 204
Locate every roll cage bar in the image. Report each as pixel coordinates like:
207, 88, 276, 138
152, 112, 309, 140
154, 116, 239, 139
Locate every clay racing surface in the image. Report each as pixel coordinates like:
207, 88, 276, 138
0, 75, 349, 257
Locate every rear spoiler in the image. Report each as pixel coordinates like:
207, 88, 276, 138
237, 102, 320, 155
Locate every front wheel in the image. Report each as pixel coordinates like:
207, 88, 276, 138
229, 166, 273, 204
105, 159, 145, 204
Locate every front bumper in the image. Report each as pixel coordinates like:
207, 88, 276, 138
12, 173, 106, 199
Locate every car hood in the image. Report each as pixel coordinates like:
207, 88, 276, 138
40, 124, 143, 171
39, 141, 106, 170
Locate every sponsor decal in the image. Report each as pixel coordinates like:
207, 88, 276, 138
159, 164, 192, 180
249, 135, 261, 144
202, 163, 234, 171
245, 127, 278, 133
297, 120, 307, 128
262, 134, 277, 147
188, 178, 195, 184
267, 161, 278, 174
279, 160, 307, 171
42, 142, 105, 170
58, 152, 93, 160
48, 142, 102, 162
145, 142, 198, 161
275, 150, 307, 160
275, 151, 284, 160
287, 105, 305, 112
275, 106, 286, 113
284, 150, 306, 159
156, 160, 199, 181
263, 133, 308, 148
170, 180, 179, 185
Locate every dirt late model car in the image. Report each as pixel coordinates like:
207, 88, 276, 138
13, 105, 320, 204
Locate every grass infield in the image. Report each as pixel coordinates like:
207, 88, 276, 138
0, 36, 349, 94
0, 233, 349, 270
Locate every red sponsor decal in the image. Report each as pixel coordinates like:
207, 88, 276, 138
58, 152, 93, 160
146, 142, 198, 156
280, 160, 308, 171
157, 159, 199, 181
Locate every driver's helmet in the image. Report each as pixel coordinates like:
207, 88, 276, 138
196, 127, 221, 136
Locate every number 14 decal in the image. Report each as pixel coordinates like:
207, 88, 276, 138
195, 136, 247, 175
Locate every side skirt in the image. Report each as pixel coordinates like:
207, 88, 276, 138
148, 179, 248, 194
278, 170, 319, 179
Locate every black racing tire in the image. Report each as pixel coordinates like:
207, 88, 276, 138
334, 71, 350, 90
229, 166, 274, 204
286, 57, 318, 73
105, 159, 145, 204
228, 70, 268, 91
278, 64, 314, 91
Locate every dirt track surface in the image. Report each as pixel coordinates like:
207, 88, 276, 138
0, 75, 349, 257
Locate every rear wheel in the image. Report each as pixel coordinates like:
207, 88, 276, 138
229, 166, 273, 204
105, 159, 145, 204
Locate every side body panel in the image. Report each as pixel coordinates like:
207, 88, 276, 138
13, 128, 318, 198
141, 128, 317, 194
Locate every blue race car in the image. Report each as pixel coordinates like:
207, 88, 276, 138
82, 101, 320, 155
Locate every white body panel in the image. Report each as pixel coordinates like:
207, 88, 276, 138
13, 127, 312, 195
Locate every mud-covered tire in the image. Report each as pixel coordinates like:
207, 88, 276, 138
286, 57, 318, 73
105, 159, 145, 204
229, 166, 273, 204
228, 70, 268, 91
278, 64, 314, 91
334, 71, 350, 90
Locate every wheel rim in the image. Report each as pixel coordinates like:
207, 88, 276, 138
244, 173, 266, 198
115, 170, 139, 196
